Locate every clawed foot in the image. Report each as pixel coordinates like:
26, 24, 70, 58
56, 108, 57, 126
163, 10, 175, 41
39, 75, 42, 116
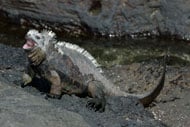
45, 93, 62, 100
21, 83, 28, 88
86, 98, 106, 112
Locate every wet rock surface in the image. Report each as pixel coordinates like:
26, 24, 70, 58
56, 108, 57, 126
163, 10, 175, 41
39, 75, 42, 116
0, 44, 167, 127
0, 0, 190, 40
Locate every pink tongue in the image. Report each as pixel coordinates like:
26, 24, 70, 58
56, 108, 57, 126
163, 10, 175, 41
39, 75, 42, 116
23, 40, 35, 49
23, 43, 31, 49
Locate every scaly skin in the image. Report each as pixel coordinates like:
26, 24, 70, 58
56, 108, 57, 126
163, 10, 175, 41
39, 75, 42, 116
23, 44, 106, 112
22, 29, 166, 112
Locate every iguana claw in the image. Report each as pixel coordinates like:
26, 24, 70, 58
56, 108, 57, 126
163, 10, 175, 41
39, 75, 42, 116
86, 98, 106, 112
45, 93, 62, 100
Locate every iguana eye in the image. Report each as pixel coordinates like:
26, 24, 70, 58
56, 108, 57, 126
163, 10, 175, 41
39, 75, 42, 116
35, 35, 40, 40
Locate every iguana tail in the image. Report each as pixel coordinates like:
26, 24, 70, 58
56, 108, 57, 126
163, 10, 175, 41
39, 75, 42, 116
137, 55, 167, 107
102, 55, 167, 108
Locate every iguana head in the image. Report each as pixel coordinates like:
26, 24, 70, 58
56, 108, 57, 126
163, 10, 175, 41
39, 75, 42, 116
23, 29, 44, 51
23, 29, 56, 52
23, 29, 56, 65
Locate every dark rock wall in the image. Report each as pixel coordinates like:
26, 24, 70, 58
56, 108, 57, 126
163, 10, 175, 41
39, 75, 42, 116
0, 0, 190, 40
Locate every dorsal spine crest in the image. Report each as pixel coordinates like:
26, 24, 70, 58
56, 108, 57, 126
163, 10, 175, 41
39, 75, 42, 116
55, 41, 101, 69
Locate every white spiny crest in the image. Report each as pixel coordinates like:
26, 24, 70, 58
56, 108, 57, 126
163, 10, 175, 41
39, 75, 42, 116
55, 41, 101, 69
42, 29, 56, 41
40, 30, 57, 51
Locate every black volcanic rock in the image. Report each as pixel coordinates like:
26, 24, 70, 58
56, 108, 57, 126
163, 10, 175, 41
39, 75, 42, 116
0, 0, 190, 40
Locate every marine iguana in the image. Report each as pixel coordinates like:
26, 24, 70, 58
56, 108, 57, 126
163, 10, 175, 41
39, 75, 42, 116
22, 29, 166, 112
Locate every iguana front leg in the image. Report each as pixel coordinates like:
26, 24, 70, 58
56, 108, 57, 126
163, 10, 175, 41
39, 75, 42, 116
45, 70, 62, 99
21, 73, 32, 87
86, 80, 106, 112
21, 65, 35, 87
22, 47, 46, 87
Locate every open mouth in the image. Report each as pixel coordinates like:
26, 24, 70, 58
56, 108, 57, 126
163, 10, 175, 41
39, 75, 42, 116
23, 38, 36, 50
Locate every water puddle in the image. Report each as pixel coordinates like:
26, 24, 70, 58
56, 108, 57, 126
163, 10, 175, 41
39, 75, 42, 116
0, 20, 190, 67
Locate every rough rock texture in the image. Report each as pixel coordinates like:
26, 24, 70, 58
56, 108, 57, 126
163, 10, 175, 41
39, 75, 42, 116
0, 80, 91, 127
0, 44, 166, 127
103, 59, 190, 127
0, 0, 190, 40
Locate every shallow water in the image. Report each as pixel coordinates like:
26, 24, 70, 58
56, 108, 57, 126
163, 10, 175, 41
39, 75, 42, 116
0, 20, 190, 67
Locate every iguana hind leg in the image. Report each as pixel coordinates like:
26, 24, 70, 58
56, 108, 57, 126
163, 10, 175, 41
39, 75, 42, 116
86, 80, 106, 112
45, 70, 62, 99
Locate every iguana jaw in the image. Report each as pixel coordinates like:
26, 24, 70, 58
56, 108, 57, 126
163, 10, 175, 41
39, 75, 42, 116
23, 38, 37, 50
